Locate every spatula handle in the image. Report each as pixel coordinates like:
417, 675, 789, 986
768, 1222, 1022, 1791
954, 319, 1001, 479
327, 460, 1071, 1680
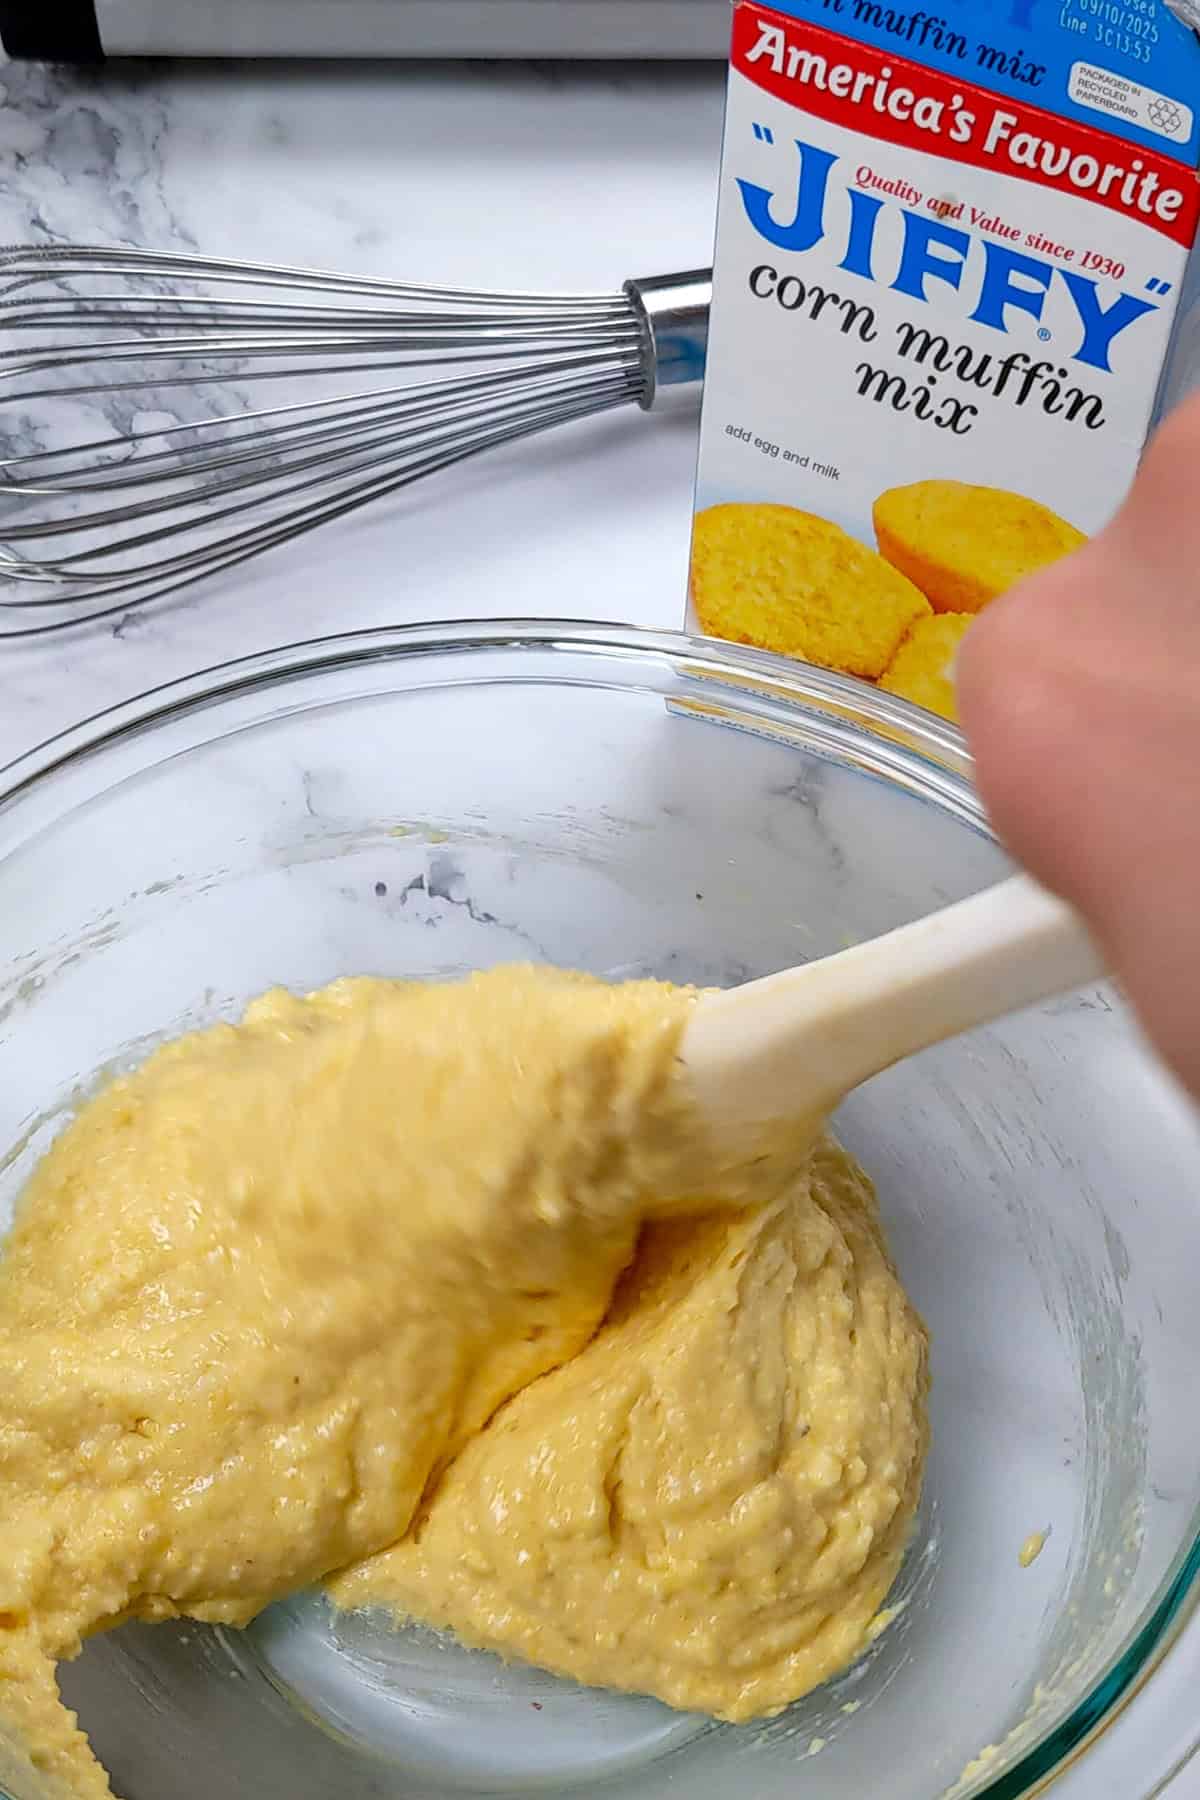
682, 875, 1107, 1139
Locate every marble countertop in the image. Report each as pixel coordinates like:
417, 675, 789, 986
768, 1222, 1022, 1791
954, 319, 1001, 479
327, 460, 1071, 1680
0, 44, 1197, 1800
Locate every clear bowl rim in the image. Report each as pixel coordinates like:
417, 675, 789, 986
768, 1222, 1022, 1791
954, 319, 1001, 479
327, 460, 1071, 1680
1, 616, 1197, 1800
0, 618, 974, 803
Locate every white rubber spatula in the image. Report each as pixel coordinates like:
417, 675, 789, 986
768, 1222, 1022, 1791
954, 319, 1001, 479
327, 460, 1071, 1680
679, 874, 1107, 1164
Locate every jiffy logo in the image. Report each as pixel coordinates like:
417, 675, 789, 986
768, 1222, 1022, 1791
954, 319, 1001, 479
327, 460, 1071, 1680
737, 139, 1158, 372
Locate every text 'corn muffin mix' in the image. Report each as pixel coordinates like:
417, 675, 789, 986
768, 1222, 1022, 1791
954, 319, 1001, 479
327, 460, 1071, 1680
690, 0, 1200, 720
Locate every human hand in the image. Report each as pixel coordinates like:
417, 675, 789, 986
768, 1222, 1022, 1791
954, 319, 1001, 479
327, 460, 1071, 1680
957, 393, 1200, 1103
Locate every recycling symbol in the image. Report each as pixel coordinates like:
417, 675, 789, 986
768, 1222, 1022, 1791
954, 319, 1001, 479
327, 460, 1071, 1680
1148, 95, 1184, 135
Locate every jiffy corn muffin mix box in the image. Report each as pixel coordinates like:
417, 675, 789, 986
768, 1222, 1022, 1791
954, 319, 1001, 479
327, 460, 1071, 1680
690, 0, 1200, 720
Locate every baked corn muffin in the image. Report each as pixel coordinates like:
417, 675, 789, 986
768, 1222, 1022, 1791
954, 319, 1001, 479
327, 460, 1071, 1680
873, 480, 1086, 614
691, 502, 931, 679
878, 612, 973, 722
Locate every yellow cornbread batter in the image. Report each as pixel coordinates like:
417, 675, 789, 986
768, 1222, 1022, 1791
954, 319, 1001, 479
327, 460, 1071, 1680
332, 1134, 927, 1721
0, 968, 928, 1798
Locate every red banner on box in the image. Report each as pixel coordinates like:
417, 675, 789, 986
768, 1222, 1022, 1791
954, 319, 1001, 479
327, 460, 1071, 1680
732, 0, 1200, 247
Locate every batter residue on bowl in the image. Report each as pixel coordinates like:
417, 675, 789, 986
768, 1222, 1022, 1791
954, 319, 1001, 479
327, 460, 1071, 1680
0, 967, 928, 1799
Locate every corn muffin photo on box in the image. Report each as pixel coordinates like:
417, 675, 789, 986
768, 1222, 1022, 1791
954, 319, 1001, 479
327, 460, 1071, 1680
690, 0, 1200, 720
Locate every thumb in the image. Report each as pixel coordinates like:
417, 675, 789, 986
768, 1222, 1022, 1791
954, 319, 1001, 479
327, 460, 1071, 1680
957, 395, 1200, 1097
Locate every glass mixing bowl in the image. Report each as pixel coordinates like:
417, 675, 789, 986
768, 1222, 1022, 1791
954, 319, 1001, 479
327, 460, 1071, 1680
2, 622, 1199, 1800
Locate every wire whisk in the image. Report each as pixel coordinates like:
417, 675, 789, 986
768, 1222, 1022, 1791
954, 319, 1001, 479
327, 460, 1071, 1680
0, 246, 710, 636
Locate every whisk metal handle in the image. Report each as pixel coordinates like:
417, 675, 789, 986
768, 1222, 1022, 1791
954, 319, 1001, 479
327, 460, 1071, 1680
624, 270, 711, 411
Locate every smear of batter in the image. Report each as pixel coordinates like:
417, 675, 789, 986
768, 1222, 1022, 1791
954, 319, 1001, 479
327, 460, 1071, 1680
0, 967, 928, 1798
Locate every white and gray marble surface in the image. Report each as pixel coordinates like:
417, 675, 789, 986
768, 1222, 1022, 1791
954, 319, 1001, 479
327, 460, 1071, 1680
0, 46, 1198, 1800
